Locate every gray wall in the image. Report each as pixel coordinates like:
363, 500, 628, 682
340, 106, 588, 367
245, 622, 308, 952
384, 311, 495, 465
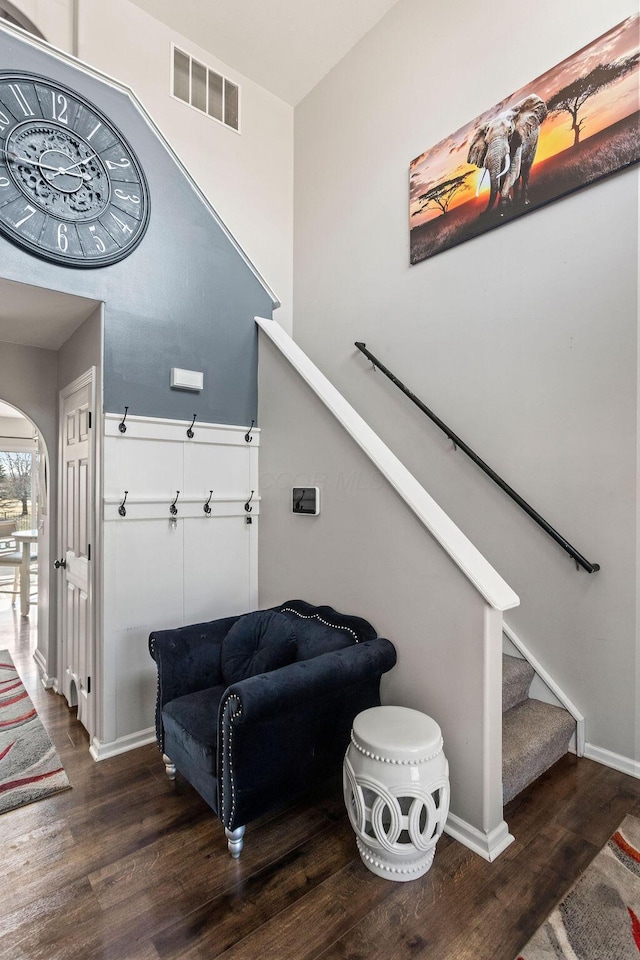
257, 332, 501, 833
0, 342, 57, 455
0, 29, 275, 427
57, 305, 102, 393
291, 0, 639, 760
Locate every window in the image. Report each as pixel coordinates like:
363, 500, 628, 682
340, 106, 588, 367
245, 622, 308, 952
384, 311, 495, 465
172, 45, 240, 133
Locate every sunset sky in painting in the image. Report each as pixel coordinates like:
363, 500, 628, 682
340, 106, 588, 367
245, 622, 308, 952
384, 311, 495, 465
409, 15, 639, 227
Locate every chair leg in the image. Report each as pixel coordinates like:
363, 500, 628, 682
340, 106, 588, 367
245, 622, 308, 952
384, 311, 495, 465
225, 825, 245, 858
162, 754, 176, 780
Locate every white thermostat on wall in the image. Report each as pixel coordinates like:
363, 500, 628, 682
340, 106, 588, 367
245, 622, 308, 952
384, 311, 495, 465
292, 487, 320, 515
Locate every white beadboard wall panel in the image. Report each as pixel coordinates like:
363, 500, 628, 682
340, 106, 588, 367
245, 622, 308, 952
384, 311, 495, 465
104, 436, 184, 501
116, 628, 164, 740
107, 519, 185, 630
106, 518, 184, 742
183, 516, 255, 624
101, 413, 259, 753
184, 440, 253, 499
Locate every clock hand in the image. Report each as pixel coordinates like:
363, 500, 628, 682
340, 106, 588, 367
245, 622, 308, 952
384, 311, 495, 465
55, 153, 98, 175
5, 149, 54, 169
5, 150, 92, 181
49, 167, 92, 182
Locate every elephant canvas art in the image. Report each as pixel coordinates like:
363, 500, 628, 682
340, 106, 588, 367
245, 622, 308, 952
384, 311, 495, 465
409, 14, 639, 265
466, 95, 548, 215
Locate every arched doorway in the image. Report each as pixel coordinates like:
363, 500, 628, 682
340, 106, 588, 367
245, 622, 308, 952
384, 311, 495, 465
0, 278, 101, 700
0, 398, 50, 664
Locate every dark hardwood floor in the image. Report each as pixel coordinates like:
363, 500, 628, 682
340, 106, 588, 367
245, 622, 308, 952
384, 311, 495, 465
1, 609, 639, 960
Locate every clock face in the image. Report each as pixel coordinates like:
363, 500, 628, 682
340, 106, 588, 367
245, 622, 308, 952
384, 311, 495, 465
0, 72, 149, 267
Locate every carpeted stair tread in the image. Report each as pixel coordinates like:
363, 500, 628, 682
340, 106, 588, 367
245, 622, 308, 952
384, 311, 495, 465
503, 698, 575, 804
502, 654, 535, 713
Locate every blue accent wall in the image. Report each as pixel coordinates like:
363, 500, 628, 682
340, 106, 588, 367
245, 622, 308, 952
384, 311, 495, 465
0, 30, 275, 426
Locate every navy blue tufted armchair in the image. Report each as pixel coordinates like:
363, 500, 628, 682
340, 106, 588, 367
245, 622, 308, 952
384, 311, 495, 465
149, 599, 396, 857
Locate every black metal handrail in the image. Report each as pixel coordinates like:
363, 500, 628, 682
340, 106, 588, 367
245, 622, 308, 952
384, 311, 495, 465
354, 341, 600, 573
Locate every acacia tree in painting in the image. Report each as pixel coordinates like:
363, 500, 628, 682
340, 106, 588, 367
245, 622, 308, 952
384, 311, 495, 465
547, 52, 640, 147
412, 173, 472, 219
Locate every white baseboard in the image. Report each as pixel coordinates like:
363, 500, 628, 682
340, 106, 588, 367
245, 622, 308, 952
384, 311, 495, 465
583, 742, 640, 779
90, 727, 156, 761
33, 648, 56, 690
445, 812, 514, 861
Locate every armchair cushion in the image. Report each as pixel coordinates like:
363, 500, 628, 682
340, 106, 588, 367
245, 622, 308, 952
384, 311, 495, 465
163, 684, 226, 776
221, 610, 297, 685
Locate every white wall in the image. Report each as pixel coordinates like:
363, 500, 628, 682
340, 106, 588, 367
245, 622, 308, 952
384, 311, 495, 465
7, 0, 294, 332
2, 0, 73, 48
293, 0, 639, 764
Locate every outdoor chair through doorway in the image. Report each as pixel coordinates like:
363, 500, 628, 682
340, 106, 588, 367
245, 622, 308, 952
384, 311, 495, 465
0, 520, 19, 605
0, 521, 37, 611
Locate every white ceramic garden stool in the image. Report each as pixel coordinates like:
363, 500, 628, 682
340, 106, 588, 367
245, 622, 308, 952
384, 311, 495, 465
343, 705, 450, 881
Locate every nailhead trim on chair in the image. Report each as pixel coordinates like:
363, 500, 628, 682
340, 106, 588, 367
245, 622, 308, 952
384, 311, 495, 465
149, 637, 164, 752
279, 607, 360, 642
221, 693, 243, 826
349, 730, 444, 764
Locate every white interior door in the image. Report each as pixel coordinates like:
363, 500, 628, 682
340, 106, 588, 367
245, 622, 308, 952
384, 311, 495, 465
58, 371, 94, 737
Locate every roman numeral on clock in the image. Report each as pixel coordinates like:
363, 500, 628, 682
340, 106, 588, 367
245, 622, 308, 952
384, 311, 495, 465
9, 83, 35, 117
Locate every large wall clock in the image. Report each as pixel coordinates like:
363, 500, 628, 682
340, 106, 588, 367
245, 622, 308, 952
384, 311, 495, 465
0, 72, 150, 267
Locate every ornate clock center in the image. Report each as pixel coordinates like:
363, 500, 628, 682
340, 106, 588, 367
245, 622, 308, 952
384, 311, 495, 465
6, 123, 110, 219
39, 148, 89, 193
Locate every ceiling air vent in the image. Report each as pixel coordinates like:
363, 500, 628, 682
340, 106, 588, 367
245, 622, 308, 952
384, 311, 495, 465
171, 44, 239, 133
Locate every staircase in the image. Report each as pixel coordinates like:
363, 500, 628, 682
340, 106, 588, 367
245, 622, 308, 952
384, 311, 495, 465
502, 654, 575, 804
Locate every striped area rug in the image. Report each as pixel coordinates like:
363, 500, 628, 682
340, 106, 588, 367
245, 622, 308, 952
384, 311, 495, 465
517, 814, 640, 959
0, 649, 71, 814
